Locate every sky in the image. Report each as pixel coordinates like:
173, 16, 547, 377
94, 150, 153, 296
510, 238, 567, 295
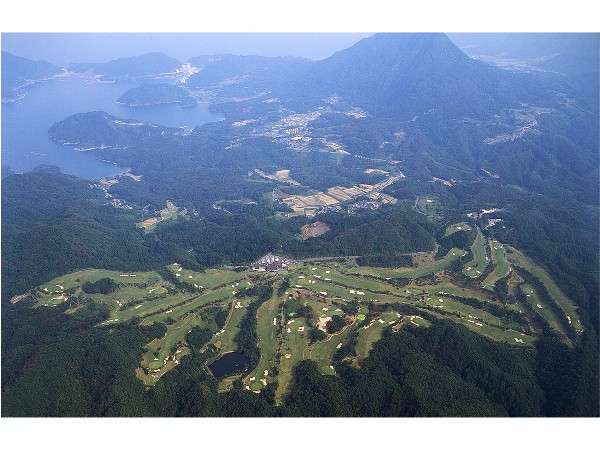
1, 33, 372, 65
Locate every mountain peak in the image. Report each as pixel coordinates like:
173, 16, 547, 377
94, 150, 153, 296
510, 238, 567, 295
351, 32, 465, 54
324, 33, 472, 82
290, 32, 534, 119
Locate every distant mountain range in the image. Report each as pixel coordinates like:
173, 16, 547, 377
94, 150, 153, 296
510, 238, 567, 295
45, 33, 597, 205
6, 33, 596, 111
450, 33, 599, 76
7, 32, 599, 205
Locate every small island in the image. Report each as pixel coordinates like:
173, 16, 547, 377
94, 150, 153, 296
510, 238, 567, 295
117, 83, 196, 107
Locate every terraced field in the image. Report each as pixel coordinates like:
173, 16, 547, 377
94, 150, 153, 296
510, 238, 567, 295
25, 224, 583, 396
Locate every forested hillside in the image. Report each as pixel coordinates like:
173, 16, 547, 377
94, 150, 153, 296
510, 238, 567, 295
1, 168, 169, 300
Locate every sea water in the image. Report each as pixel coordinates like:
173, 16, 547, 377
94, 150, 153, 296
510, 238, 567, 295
2, 76, 222, 179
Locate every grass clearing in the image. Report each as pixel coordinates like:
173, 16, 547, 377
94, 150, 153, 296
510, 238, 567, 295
415, 195, 441, 216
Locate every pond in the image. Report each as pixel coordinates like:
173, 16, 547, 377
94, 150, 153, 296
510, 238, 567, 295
208, 351, 251, 378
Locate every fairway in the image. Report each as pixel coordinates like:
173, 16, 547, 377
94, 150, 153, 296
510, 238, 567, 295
445, 222, 472, 236
462, 228, 489, 279
244, 287, 284, 391
308, 321, 355, 374
213, 301, 248, 353
507, 247, 583, 333
520, 283, 568, 337
347, 248, 467, 280
482, 240, 511, 290
139, 314, 198, 385
275, 317, 309, 403
355, 311, 398, 360
25, 238, 575, 395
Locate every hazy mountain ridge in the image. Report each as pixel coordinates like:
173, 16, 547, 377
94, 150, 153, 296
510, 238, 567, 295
450, 33, 599, 76
187, 54, 310, 88
47, 33, 599, 205
1, 51, 62, 101
69, 52, 182, 81
117, 83, 196, 107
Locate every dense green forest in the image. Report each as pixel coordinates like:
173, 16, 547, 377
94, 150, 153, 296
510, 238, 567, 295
82, 277, 119, 294
1, 167, 169, 300
356, 254, 412, 268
